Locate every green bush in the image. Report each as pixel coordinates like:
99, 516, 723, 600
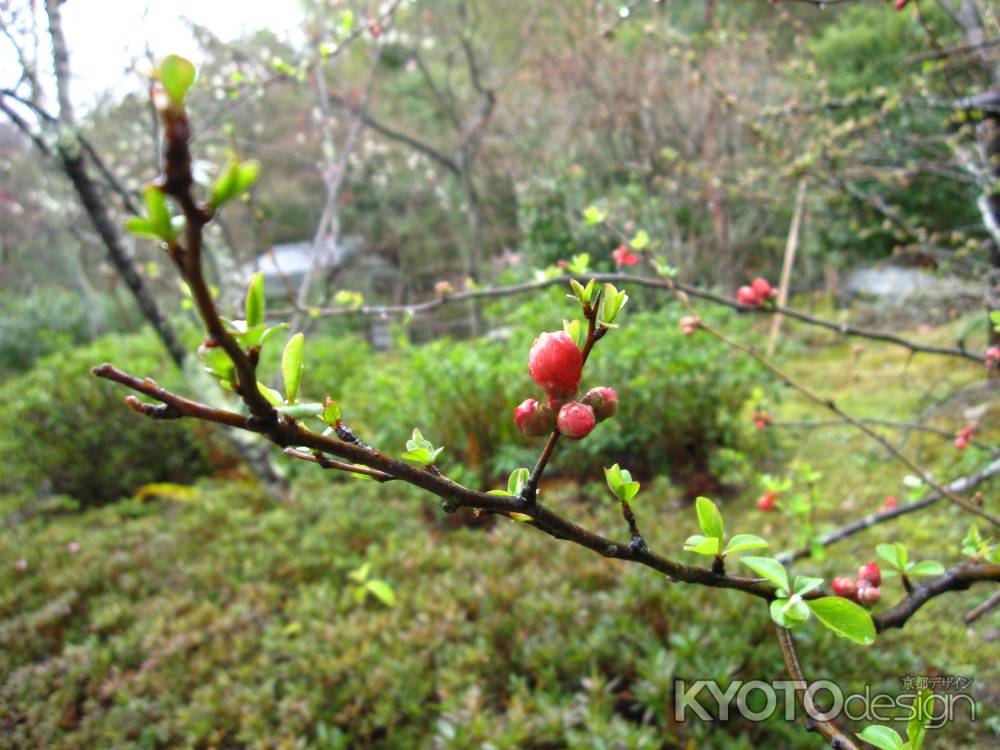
0, 332, 223, 508
0, 478, 929, 750
0, 289, 104, 377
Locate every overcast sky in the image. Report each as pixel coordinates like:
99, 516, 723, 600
5, 1, 304, 108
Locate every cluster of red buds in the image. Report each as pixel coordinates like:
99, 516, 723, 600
955, 426, 974, 451
752, 410, 772, 430
514, 332, 618, 440
737, 278, 778, 307
756, 490, 779, 511
831, 562, 882, 607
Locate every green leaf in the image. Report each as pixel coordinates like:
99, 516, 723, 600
582, 205, 606, 225
793, 576, 824, 596
876, 543, 907, 571
125, 217, 161, 240
683, 535, 720, 556
281, 332, 305, 404
604, 463, 639, 502
340, 8, 354, 33
771, 595, 810, 628
159, 55, 196, 106
907, 560, 945, 577
245, 272, 265, 328
741, 556, 789, 592
233, 160, 260, 194
990, 310, 1000, 332
807, 597, 876, 646
257, 381, 283, 406
402, 448, 432, 466
695, 496, 724, 542
365, 579, 396, 607
275, 402, 323, 420
724, 534, 769, 555
258, 323, 289, 348
856, 725, 905, 750
563, 319, 584, 348
322, 398, 341, 425
629, 229, 649, 250
507, 468, 530, 496
144, 186, 174, 241
906, 688, 935, 750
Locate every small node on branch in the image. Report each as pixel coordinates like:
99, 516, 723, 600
124, 394, 182, 420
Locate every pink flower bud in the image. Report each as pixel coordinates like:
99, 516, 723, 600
679, 315, 701, 336
556, 401, 596, 440
751, 277, 775, 300
858, 562, 881, 587
528, 332, 583, 402
831, 577, 859, 601
513, 398, 555, 437
737, 286, 759, 306
858, 585, 882, 607
582, 387, 618, 422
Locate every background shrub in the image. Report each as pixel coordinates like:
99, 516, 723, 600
0, 331, 224, 509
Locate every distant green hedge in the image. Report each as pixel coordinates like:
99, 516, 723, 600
0, 332, 222, 508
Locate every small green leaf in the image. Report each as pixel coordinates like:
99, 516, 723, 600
234, 160, 260, 193
125, 217, 161, 240
856, 725, 905, 750
907, 560, 945, 577
629, 229, 649, 250
245, 272, 265, 328
582, 205, 606, 225
906, 688, 935, 750
281, 332, 305, 404
159, 54, 196, 106
683, 535, 720, 556
508, 468, 530, 496
793, 576, 824, 596
257, 381, 283, 406
275, 402, 323, 420
365, 579, 396, 607
807, 597, 876, 646
402, 448, 432, 466
258, 323, 289, 348
876, 543, 907, 571
144, 186, 174, 241
724, 534, 769, 555
322, 397, 341, 425
695, 496, 724, 542
771, 595, 810, 628
741, 556, 789, 592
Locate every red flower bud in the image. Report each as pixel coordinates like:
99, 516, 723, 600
882, 495, 898, 510
756, 492, 777, 511
737, 286, 759, 306
858, 584, 882, 607
858, 562, 881, 587
831, 577, 859, 601
986, 346, 1000, 367
751, 277, 775, 300
556, 401, 596, 440
514, 398, 555, 437
528, 331, 583, 402
582, 386, 618, 422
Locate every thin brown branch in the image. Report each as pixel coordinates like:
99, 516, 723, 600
689, 313, 1000, 527
283, 448, 395, 483
270, 273, 985, 363
778, 456, 1000, 565
773, 624, 861, 750
965, 589, 1000, 624
874, 561, 1000, 631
